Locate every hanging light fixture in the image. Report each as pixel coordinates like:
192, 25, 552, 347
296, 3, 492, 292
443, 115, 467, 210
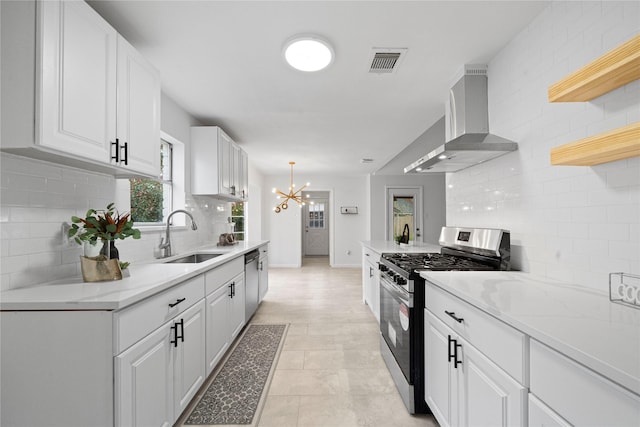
272, 162, 310, 213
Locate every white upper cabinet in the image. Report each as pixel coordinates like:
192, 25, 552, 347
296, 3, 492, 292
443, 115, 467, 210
191, 126, 248, 201
0, 0, 160, 178
116, 36, 161, 177
38, 0, 117, 162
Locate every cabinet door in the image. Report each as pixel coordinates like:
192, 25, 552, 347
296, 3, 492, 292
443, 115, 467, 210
240, 149, 249, 200
231, 143, 241, 197
528, 394, 572, 427
174, 300, 206, 418
115, 322, 173, 427
371, 262, 380, 323
258, 253, 269, 302
229, 273, 246, 340
458, 335, 527, 427
206, 285, 231, 375
219, 130, 233, 196
116, 36, 161, 177
364, 260, 377, 319
361, 255, 370, 305
39, 0, 117, 161
425, 310, 455, 427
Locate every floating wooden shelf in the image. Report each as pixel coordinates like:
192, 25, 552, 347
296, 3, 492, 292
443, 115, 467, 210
550, 122, 640, 166
548, 34, 640, 102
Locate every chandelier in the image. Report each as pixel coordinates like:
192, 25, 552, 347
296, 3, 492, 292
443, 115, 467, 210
272, 162, 310, 213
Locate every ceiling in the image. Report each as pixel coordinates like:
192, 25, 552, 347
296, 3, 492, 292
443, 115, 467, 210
88, 1, 548, 176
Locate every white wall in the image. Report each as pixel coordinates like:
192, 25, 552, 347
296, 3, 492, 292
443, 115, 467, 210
247, 161, 265, 241
263, 174, 368, 267
0, 94, 233, 291
447, 1, 640, 291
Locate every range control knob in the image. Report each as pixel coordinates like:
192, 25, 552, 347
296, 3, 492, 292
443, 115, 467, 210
379, 264, 388, 272
397, 277, 407, 286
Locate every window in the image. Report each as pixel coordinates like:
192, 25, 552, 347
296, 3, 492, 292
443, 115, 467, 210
130, 139, 173, 224
231, 202, 244, 241
307, 203, 325, 229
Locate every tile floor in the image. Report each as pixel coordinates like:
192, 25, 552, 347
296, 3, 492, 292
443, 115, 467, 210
252, 257, 438, 427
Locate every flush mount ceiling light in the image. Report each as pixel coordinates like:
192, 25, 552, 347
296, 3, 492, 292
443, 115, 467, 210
272, 162, 310, 213
283, 35, 334, 72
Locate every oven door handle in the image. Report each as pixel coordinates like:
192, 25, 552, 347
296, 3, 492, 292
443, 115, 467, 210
380, 278, 412, 308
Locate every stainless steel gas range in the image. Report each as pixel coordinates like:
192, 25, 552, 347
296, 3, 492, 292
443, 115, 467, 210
378, 226, 511, 414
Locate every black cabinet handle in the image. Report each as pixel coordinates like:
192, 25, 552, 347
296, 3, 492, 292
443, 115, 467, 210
445, 310, 464, 323
232, 282, 236, 297
447, 335, 455, 363
447, 334, 463, 368
177, 319, 184, 344
170, 319, 184, 347
111, 139, 120, 163
168, 298, 186, 308
454, 341, 462, 368
121, 141, 128, 165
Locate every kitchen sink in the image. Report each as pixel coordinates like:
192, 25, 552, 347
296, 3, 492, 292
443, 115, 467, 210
164, 253, 222, 264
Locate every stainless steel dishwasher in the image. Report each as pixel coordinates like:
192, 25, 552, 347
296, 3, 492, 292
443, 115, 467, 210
244, 250, 260, 323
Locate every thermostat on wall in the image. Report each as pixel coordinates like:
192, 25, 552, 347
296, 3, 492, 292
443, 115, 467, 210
340, 206, 358, 214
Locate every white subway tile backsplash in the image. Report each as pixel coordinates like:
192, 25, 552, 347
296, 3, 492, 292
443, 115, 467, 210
606, 167, 640, 188
0, 189, 30, 208
5, 174, 47, 193
589, 223, 630, 241
10, 207, 49, 223
0, 255, 29, 275
609, 240, 640, 262
570, 205, 608, 223
607, 203, 640, 224
0, 153, 232, 290
587, 187, 632, 206
573, 238, 609, 257
447, 1, 639, 292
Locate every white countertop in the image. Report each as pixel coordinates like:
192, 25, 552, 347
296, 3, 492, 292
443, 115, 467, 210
0, 241, 268, 311
361, 240, 442, 254
420, 270, 640, 397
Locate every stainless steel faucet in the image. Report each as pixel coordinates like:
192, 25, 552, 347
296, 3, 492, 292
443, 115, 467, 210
158, 209, 198, 258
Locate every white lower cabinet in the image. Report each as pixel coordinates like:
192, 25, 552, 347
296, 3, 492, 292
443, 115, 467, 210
115, 316, 174, 427
528, 393, 572, 427
206, 283, 231, 375
229, 272, 246, 339
204, 258, 246, 376
424, 284, 527, 427
425, 310, 526, 427
115, 299, 205, 427
173, 300, 206, 417
258, 246, 269, 303
530, 339, 640, 426
424, 310, 456, 426
0, 251, 268, 427
362, 247, 380, 323
459, 333, 526, 427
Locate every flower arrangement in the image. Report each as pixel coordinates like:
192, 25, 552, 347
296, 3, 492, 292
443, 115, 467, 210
69, 203, 141, 244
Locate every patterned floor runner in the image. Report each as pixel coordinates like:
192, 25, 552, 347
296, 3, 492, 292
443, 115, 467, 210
184, 324, 287, 425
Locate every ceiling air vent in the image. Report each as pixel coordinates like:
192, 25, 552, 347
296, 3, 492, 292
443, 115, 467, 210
368, 48, 407, 74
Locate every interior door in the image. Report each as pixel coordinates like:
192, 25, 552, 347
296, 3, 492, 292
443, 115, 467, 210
386, 187, 423, 243
303, 193, 329, 256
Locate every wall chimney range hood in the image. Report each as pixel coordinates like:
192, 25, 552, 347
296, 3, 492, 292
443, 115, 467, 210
405, 65, 517, 173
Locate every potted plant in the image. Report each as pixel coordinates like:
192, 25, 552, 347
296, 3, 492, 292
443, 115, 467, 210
69, 203, 141, 281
